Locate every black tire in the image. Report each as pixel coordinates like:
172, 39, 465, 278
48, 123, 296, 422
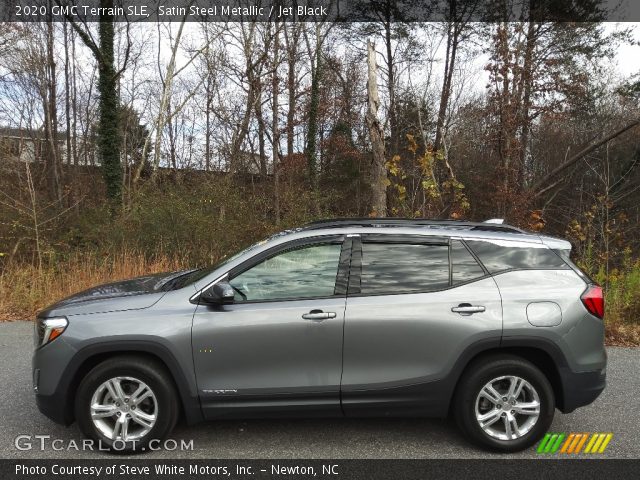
75, 355, 179, 454
453, 354, 555, 452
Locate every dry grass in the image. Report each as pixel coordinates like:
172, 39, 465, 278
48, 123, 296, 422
605, 321, 640, 347
0, 250, 192, 320
599, 259, 640, 346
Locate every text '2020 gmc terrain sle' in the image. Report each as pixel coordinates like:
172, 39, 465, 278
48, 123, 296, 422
33, 218, 606, 452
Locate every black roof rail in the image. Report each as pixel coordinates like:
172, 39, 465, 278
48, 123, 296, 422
301, 218, 526, 234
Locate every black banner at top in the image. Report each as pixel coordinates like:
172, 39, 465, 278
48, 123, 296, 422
1, 0, 639, 23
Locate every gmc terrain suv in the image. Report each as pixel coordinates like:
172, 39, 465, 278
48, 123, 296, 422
33, 218, 606, 452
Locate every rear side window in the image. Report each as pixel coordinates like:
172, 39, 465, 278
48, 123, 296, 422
451, 240, 485, 284
361, 242, 449, 295
466, 240, 567, 273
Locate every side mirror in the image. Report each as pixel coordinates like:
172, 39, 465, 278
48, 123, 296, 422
200, 281, 235, 305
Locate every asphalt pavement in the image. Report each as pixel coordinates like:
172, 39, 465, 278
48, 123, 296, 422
1, 320, 638, 459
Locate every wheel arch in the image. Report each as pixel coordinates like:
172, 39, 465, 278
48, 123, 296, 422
58, 342, 203, 426
447, 337, 570, 415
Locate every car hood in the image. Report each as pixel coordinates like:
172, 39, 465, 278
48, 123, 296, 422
38, 270, 192, 318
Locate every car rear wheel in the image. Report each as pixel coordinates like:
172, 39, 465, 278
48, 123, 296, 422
454, 355, 555, 452
75, 355, 179, 453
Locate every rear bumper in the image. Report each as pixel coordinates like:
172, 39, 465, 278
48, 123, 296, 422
558, 367, 606, 413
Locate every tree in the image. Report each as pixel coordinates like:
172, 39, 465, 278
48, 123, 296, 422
119, 105, 149, 182
483, 16, 630, 215
350, 0, 424, 157
131, 19, 207, 184
59, 0, 131, 205
271, 21, 282, 224
283, 23, 305, 158
433, 1, 479, 153
366, 40, 387, 216
303, 22, 333, 191
44, 16, 63, 204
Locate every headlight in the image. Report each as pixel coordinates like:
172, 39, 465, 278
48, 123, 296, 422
35, 317, 68, 347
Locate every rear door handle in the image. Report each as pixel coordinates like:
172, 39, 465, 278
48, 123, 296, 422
451, 303, 486, 315
302, 310, 336, 321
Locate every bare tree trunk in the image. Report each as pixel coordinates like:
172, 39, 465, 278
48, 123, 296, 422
205, 73, 212, 171
71, 27, 78, 166
284, 24, 300, 158
434, 22, 460, 152
254, 78, 268, 178
366, 40, 387, 217
45, 17, 63, 204
272, 23, 281, 225
150, 20, 186, 179
134, 18, 205, 184
230, 87, 255, 170
25, 162, 42, 270
516, 20, 537, 190
167, 98, 177, 175
227, 22, 266, 173
63, 20, 72, 172
305, 24, 322, 190
495, 22, 513, 216
383, 19, 398, 156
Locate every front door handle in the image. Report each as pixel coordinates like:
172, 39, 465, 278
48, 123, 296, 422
451, 303, 486, 316
302, 310, 336, 321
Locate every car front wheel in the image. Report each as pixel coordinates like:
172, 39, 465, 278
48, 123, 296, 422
75, 355, 179, 453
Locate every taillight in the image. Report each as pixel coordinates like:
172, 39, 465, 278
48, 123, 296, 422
581, 285, 604, 319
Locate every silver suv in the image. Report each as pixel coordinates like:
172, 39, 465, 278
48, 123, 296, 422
33, 218, 606, 453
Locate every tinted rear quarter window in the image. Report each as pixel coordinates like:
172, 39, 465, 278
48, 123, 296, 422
361, 242, 449, 295
466, 240, 567, 273
554, 248, 592, 283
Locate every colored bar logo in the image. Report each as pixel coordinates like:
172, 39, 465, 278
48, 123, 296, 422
537, 433, 613, 454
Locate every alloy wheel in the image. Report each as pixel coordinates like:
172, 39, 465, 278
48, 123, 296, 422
474, 375, 541, 441
89, 376, 158, 442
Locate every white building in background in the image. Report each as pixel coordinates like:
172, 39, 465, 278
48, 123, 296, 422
0, 127, 98, 166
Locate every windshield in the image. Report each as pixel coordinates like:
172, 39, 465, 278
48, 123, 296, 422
160, 236, 274, 291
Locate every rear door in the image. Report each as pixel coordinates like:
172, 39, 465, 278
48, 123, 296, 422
341, 235, 503, 416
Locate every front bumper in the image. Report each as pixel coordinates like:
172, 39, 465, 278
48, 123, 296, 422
35, 391, 73, 425
558, 366, 606, 413
32, 336, 78, 426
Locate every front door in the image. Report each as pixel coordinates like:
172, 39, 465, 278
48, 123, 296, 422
192, 236, 349, 419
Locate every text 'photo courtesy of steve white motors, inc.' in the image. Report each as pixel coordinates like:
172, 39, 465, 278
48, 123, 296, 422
14, 462, 339, 477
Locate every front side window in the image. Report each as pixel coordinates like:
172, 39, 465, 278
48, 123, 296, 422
360, 242, 449, 295
229, 243, 342, 302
